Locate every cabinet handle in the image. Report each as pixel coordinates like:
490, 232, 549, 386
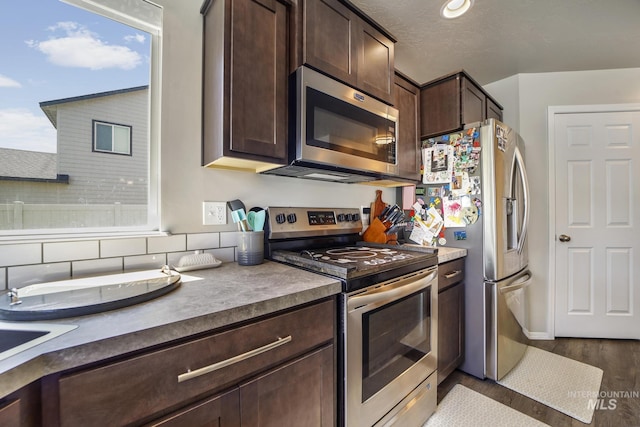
177, 335, 292, 383
444, 270, 462, 279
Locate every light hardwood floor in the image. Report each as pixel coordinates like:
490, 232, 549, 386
438, 338, 640, 427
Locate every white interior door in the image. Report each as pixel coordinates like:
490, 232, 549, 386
554, 110, 640, 338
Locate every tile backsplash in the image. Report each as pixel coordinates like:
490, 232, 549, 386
0, 232, 239, 290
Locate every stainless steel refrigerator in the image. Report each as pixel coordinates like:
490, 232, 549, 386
421, 118, 531, 380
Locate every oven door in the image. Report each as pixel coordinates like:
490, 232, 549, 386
344, 266, 438, 427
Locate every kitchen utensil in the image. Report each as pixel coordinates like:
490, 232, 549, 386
371, 190, 387, 220
231, 209, 250, 231
227, 199, 246, 212
248, 209, 266, 232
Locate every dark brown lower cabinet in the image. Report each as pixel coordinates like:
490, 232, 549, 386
240, 345, 334, 426
0, 381, 41, 427
437, 258, 465, 384
148, 344, 334, 427
44, 299, 335, 427
0, 399, 21, 427
147, 389, 240, 427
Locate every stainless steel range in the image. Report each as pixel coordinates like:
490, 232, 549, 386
265, 207, 439, 427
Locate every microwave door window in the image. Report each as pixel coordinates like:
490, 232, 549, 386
314, 109, 377, 153
306, 88, 396, 164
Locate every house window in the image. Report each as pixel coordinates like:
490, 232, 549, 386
0, 0, 161, 236
94, 121, 132, 155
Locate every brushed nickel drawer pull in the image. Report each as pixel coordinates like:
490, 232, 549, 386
444, 270, 462, 279
177, 335, 292, 383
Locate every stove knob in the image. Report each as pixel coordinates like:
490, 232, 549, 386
275, 213, 286, 224
337, 213, 346, 222
352, 213, 360, 221
286, 213, 297, 224
345, 213, 353, 222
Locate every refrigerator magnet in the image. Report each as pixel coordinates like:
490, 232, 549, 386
453, 231, 467, 241
461, 206, 479, 225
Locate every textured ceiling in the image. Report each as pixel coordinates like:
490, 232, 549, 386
349, 0, 640, 85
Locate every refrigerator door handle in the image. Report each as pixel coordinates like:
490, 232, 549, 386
499, 272, 532, 294
514, 146, 530, 254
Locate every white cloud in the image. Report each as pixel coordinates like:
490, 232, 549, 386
124, 33, 146, 44
0, 108, 57, 153
26, 21, 142, 71
0, 74, 21, 88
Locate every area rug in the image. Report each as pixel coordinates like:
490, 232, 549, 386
497, 345, 604, 424
424, 384, 549, 427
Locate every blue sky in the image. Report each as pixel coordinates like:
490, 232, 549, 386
0, 0, 150, 153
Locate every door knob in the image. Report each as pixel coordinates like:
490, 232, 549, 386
558, 234, 571, 242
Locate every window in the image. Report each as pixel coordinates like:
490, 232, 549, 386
0, 0, 161, 235
94, 121, 132, 155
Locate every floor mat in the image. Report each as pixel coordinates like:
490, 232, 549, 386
497, 345, 604, 424
423, 384, 549, 427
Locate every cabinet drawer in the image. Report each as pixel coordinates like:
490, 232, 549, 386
58, 299, 335, 427
438, 257, 465, 292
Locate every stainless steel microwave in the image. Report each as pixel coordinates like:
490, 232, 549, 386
263, 66, 399, 183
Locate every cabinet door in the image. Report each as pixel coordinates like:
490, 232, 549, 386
419, 75, 460, 138
147, 389, 240, 427
0, 382, 41, 427
357, 21, 394, 104
203, 0, 288, 166
486, 97, 503, 121
0, 400, 20, 427
240, 345, 335, 427
437, 282, 465, 384
461, 77, 486, 125
394, 74, 421, 181
228, 0, 288, 161
304, 0, 357, 87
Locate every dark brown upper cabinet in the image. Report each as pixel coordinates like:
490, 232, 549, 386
394, 72, 421, 181
293, 0, 396, 104
419, 70, 503, 139
202, 0, 289, 171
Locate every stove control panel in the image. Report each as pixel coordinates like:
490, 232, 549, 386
266, 207, 363, 239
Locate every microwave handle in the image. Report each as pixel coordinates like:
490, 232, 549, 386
347, 269, 437, 311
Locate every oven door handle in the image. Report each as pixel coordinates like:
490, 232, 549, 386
347, 268, 437, 311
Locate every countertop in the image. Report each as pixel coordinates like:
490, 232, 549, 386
436, 246, 467, 263
402, 244, 467, 264
0, 261, 341, 398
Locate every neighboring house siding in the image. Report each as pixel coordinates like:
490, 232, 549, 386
55, 89, 148, 205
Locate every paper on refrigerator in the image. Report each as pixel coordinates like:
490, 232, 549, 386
409, 207, 444, 245
422, 145, 453, 184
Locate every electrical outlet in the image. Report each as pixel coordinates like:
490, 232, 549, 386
203, 201, 226, 225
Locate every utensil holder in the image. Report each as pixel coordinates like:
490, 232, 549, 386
237, 231, 264, 265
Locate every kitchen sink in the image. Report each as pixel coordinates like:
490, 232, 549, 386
0, 321, 77, 361
0, 269, 182, 321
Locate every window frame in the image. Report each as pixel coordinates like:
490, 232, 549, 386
92, 120, 133, 156
0, 0, 162, 241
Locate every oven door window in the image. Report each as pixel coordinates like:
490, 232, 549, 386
306, 87, 396, 164
361, 287, 431, 402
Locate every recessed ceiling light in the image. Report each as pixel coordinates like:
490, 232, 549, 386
441, 0, 474, 19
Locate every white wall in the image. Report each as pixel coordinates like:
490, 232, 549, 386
485, 68, 640, 337
156, 0, 397, 235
